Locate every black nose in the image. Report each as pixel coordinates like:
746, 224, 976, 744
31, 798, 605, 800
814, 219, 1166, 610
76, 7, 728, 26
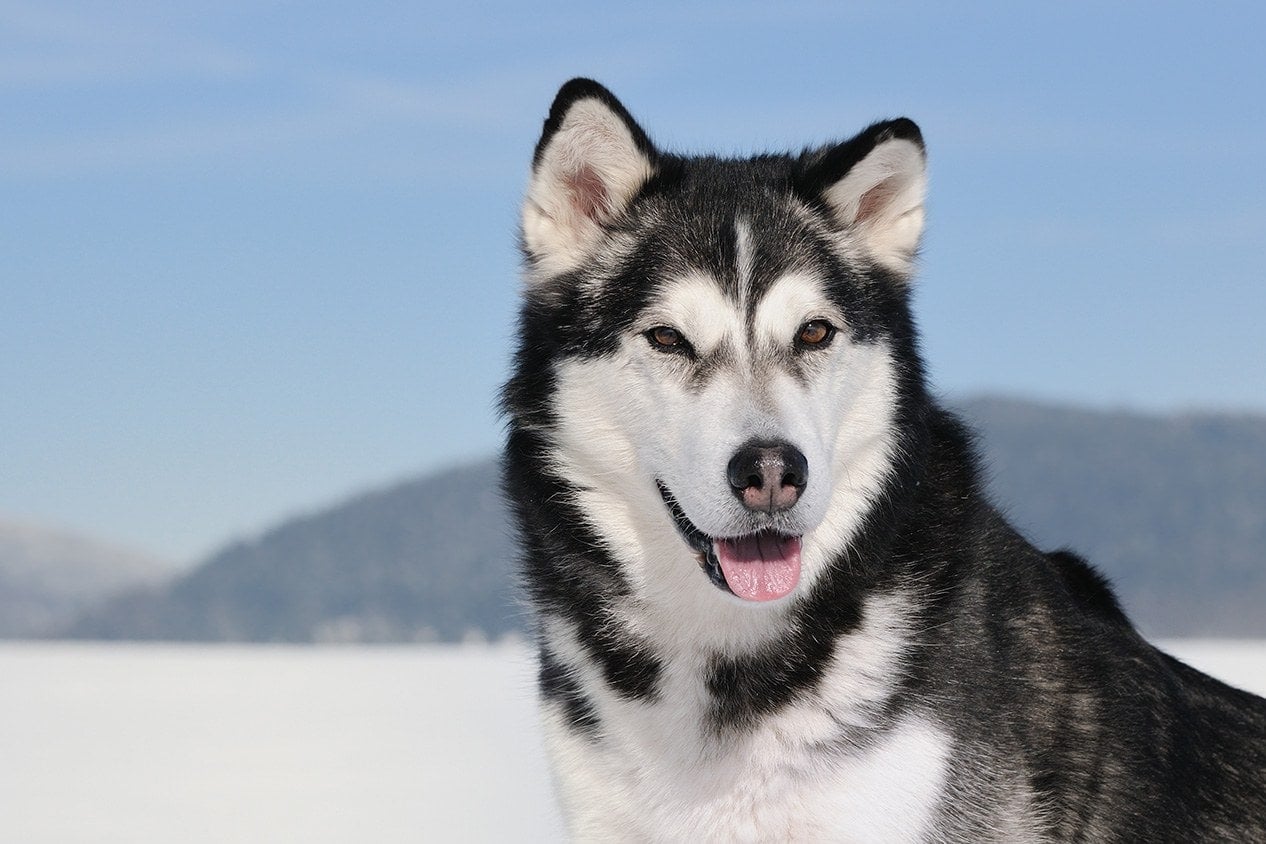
727, 439, 808, 513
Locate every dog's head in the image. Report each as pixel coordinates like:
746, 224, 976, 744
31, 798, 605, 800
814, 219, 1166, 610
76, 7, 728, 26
513, 79, 926, 609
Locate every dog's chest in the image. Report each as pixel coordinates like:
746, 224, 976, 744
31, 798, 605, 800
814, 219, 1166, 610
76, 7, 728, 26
544, 662, 952, 842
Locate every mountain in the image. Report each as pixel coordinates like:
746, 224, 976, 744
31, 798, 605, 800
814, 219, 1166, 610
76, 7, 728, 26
0, 519, 174, 637
962, 396, 1266, 636
60, 398, 1266, 642
65, 460, 519, 642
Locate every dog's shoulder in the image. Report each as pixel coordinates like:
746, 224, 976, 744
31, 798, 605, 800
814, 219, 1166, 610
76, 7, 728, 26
1044, 548, 1130, 626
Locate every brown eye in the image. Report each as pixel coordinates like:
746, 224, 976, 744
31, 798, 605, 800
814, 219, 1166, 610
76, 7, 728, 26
647, 326, 684, 349
797, 319, 835, 348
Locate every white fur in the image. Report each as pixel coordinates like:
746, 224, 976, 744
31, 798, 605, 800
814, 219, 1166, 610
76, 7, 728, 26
821, 137, 926, 276
735, 218, 755, 307
522, 97, 655, 278
638, 272, 743, 358
541, 593, 949, 842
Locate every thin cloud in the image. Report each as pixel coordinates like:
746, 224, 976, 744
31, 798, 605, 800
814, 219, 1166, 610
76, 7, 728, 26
0, 1, 257, 87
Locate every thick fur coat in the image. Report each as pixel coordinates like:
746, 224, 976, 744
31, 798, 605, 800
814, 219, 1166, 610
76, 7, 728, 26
502, 79, 1266, 842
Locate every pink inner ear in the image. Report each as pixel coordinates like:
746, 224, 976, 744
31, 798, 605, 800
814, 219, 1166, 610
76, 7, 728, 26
568, 165, 611, 223
855, 178, 896, 224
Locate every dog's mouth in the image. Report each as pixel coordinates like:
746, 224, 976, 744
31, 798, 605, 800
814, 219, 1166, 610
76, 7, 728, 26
656, 482, 802, 602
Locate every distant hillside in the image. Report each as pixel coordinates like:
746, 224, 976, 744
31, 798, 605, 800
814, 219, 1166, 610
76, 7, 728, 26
0, 519, 174, 637
66, 461, 518, 643
61, 398, 1266, 642
963, 397, 1266, 636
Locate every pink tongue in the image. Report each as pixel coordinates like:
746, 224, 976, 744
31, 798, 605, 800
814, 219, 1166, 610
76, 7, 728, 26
714, 533, 802, 602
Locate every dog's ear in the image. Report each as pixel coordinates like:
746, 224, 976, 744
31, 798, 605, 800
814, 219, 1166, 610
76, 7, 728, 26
797, 119, 926, 278
522, 79, 657, 278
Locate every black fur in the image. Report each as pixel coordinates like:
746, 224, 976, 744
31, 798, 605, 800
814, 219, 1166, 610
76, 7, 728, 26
539, 647, 601, 739
504, 79, 1266, 840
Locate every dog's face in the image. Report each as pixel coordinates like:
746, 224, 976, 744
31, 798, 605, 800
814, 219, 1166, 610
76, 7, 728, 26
518, 80, 926, 609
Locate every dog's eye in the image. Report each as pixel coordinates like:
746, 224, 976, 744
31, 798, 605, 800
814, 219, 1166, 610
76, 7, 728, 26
646, 326, 685, 350
796, 320, 835, 348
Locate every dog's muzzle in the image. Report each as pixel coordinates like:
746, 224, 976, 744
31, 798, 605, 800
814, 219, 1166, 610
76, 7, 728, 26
656, 479, 803, 602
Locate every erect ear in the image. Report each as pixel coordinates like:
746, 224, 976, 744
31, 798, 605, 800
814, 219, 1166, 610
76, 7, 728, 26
521, 79, 657, 277
797, 118, 927, 278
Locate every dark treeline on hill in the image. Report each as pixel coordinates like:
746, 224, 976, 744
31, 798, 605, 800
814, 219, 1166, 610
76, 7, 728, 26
67, 461, 520, 643
967, 398, 1266, 636
60, 397, 1266, 642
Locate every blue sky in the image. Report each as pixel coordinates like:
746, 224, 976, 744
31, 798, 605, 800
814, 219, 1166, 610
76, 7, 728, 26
3, 1, 1263, 563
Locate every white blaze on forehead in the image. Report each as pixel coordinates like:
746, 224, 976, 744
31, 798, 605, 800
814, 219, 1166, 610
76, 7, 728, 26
735, 217, 754, 309
647, 273, 743, 357
752, 272, 837, 343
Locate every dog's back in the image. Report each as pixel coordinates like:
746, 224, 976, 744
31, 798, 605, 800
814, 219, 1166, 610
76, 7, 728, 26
898, 481, 1266, 840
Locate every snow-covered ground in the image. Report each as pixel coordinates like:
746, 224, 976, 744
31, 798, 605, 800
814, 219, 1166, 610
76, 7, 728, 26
1, 640, 1263, 843
0, 642, 562, 842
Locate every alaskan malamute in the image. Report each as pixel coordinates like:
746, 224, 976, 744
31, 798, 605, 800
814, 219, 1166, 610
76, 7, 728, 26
502, 79, 1266, 842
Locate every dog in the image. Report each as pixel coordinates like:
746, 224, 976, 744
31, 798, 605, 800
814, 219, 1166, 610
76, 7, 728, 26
501, 78, 1266, 842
